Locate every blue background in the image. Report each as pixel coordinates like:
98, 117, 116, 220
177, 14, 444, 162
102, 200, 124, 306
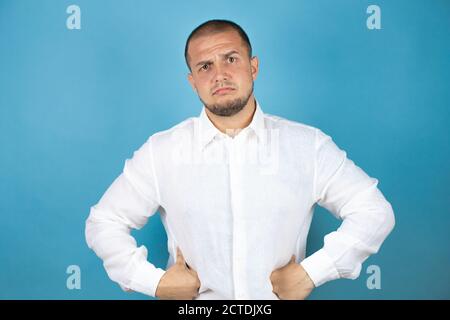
0, 0, 449, 299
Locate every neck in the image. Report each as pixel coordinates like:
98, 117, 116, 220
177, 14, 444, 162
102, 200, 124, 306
205, 95, 257, 137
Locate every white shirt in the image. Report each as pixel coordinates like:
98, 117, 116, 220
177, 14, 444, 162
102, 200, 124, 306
85, 100, 395, 300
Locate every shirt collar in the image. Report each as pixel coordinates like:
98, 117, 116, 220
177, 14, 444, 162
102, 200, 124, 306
198, 99, 266, 150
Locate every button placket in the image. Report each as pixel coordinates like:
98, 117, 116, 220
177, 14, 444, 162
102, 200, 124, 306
227, 136, 248, 300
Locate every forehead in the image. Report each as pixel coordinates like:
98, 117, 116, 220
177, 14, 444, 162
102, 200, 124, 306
188, 30, 247, 61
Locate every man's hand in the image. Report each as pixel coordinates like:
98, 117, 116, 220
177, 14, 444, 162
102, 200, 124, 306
270, 255, 315, 300
155, 247, 201, 300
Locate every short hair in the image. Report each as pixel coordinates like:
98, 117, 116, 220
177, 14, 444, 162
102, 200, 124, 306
184, 19, 252, 71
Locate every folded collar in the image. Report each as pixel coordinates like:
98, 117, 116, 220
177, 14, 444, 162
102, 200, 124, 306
198, 99, 266, 150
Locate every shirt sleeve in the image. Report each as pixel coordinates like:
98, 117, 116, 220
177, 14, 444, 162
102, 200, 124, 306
85, 136, 166, 297
300, 128, 395, 287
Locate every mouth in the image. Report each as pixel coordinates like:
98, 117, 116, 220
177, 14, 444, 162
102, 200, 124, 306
213, 87, 235, 96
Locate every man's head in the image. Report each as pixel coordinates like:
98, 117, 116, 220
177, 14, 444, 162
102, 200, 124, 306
185, 20, 259, 117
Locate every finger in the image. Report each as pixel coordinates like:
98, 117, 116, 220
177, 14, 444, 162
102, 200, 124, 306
270, 269, 279, 282
290, 255, 296, 263
188, 266, 199, 277
272, 290, 280, 300
176, 247, 185, 265
188, 268, 201, 291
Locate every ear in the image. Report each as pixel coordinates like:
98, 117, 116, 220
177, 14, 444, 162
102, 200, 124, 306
250, 56, 259, 81
187, 73, 197, 92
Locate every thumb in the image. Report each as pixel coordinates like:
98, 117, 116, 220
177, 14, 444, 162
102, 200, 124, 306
188, 266, 200, 279
290, 255, 296, 263
176, 247, 185, 265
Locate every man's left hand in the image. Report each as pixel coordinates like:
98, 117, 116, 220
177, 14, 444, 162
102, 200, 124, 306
270, 255, 315, 300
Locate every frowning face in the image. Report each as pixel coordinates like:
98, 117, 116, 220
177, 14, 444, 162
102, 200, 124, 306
187, 29, 258, 116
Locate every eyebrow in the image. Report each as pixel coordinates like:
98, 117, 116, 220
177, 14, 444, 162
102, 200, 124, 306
194, 50, 241, 68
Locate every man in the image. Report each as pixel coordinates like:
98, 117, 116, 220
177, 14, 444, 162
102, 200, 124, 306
85, 19, 395, 300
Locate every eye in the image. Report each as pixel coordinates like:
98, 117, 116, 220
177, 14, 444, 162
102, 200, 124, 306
228, 56, 236, 63
200, 64, 209, 71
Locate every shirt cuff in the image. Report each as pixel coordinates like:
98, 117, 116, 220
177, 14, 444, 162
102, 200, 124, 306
127, 261, 166, 298
300, 248, 340, 287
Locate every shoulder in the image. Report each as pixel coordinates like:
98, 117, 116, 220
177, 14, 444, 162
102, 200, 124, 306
263, 112, 321, 142
145, 116, 198, 150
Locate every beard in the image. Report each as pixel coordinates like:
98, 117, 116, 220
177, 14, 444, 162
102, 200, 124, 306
200, 82, 254, 117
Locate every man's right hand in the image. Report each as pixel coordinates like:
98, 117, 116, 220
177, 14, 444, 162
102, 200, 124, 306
155, 247, 201, 300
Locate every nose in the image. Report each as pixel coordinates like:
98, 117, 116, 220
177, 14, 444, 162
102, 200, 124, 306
213, 63, 229, 83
